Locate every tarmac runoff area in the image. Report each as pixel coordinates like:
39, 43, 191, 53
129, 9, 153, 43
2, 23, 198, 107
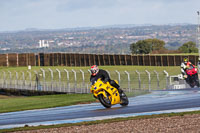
1, 88, 200, 129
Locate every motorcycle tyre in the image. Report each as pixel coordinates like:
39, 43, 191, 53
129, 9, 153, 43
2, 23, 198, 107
189, 83, 195, 88
195, 74, 200, 87
197, 81, 200, 87
98, 94, 111, 108
120, 91, 129, 106
195, 80, 200, 88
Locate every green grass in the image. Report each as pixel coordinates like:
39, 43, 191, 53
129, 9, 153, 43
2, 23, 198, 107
0, 94, 96, 113
0, 89, 148, 113
1, 110, 200, 133
0, 65, 180, 79
139, 53, 199, 55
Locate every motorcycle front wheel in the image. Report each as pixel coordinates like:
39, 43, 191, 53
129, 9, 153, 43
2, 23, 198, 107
120, 91, 129, 106
98, 93, 111, 108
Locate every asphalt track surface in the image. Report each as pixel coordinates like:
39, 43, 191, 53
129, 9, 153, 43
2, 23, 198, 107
1, 88, 200, 129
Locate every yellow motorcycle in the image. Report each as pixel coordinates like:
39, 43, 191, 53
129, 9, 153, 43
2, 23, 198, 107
90, 78, 129, 108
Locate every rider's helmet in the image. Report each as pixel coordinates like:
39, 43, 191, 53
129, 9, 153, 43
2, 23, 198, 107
91, 65, 99, 76
184, 57, 188, 64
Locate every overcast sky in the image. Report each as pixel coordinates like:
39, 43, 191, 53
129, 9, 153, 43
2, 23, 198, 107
0, 0, 199, 31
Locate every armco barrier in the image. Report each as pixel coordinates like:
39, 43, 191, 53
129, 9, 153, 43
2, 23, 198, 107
0, 53, 198, 67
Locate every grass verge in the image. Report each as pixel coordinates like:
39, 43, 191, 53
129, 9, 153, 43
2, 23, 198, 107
1, 110, 200, 133
0, 94, 96, 113
0, 89, 148, 113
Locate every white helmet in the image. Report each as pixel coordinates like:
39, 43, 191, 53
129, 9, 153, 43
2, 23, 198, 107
91, 65, 99, 76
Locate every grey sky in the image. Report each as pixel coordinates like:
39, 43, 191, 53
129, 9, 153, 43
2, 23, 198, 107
0, 0, 199, 31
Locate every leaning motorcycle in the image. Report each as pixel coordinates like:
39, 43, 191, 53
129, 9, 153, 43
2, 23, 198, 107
185, 65, 199, 88
90, 78, 129, 108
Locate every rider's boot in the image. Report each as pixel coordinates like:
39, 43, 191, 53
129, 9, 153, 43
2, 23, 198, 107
118, 88, 124, 97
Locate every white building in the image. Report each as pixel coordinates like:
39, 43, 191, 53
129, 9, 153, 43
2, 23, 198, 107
39, 40, 49, 48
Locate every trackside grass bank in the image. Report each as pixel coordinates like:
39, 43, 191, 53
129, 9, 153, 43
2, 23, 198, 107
0, 94, 96, 113
1, 110, 200, 133
0, 90, 148, 113
0, 65, 180, 75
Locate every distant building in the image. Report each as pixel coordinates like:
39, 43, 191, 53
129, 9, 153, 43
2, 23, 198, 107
39, 40, 49, 48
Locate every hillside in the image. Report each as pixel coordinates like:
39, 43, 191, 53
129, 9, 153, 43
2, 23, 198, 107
0, 24, 197, 54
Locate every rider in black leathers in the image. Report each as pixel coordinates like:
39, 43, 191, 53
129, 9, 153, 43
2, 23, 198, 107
90, 65, 123, 96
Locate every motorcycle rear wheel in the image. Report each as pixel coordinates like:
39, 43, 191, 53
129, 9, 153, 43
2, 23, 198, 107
98, 93, 111, 108
189, 82, 195, 88
197, 81, 200, 87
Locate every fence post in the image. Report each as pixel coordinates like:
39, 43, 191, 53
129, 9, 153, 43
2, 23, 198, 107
145, 70, 151, 91
34, 70, 40, 91
15, 71, 18, 89
124, 71, 130, 92
135, 70, 141, 89
48, 68, 54, 91
88, 69, 91, 93
56, 68, 61, 92
1, 71, 4, 88
27, 71, 32, 90
21, 71, 25, 90
163, 70, 169, 89
72, 69, 77, 93
80, 69, 85, 93
64, 69, 70, 93
86, 83, 89, 93
8, 71, 12, 88
106, 70, 111, 78
154, 70, 160, 90
115, 70, 120, 85
3, 71, 7, 89
40, 68, 46, 91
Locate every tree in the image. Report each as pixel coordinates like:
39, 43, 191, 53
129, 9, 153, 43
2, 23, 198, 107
178, 41, 198, 53
137, 40, 152, 54
130, 39, 165, 54
147, 38, 165, 51
130, 42, 139, 54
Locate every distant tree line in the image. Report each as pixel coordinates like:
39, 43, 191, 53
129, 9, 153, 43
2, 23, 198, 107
130, 39, 198, 54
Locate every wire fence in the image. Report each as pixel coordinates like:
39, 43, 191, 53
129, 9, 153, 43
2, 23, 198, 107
0, 68, 170, 93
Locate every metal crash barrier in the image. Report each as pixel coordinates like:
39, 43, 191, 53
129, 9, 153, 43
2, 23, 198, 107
168, 74, 186, 89
0, 68, 184, 93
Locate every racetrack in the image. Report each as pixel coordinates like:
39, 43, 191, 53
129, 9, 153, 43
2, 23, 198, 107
1, 88, 200, 129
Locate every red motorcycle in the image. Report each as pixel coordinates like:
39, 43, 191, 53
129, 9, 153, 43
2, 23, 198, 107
185, 65, 199, 88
